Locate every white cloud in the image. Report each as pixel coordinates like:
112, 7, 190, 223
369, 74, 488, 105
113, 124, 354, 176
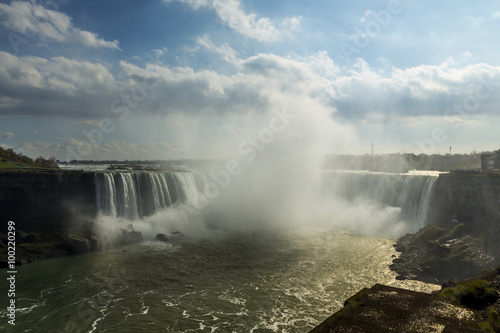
0, 51, 119, 117
151, 47, 168, 59
330, 58, 500, 118
15, 137, 186, 161
492, 11, 500, 19
164, 0, 301, 42
196, 34, 239, 64
464, 16, 484, 27
1, 46, 500, 126
1, 132, 14, 140
0, 1, 119, 50
14, 140, 64, 158
438, 116, 482, 126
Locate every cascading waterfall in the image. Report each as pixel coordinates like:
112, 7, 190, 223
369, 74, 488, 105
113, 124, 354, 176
397, 174, 438, 226
320, 170, 439, 227
94, 169, 439, 230
94, 171, 204, 219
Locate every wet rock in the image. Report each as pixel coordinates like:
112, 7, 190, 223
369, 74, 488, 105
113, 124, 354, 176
156, 233, 169, 242
64, 234, 91, 254
90, 235, 98, 251
391, 223, 496, 283
24, 233, 40, 243
117, 228, 143, 246
13, 230, 42, 244
156, 231, 184, 242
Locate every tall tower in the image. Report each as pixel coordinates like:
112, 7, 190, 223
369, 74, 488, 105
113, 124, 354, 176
371, 142, 374, 157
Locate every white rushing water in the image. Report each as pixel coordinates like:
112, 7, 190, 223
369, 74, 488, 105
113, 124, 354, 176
0, 228, 440, 333
0, 167, 444, 332
92, 169, 440, 238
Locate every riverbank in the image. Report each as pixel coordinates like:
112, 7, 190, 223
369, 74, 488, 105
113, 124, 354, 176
3, 168, 500, 330
310, 171, 500, 332
309, 265, 500, 332
0, 221, 145, 268
390, 172, 500, 284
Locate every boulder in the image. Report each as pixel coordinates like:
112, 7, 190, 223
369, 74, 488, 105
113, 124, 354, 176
156, 231, 184, 242
117, 228, 143, 246
64, 234, 91, 254
15, 230, 41, 243
156, 233, 169, 242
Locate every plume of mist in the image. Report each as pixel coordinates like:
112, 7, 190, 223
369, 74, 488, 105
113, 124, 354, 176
93, 89, 420, 241
190, 91, 416, 238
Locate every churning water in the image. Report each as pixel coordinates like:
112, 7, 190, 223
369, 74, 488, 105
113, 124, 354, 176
1, 169, 441, 332
1, 228, 438, 333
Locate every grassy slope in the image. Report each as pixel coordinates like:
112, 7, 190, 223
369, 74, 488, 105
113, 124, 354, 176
0, 159, 58, 171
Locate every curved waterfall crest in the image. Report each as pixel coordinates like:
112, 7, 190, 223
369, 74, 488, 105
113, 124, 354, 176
320, 170, 439, 227
94, 170, 439, 228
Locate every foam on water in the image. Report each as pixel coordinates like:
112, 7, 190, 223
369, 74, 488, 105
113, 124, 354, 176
0, 229, 440, 332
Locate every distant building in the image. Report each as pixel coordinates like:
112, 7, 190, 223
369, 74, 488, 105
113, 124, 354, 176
481, 150, 500, 171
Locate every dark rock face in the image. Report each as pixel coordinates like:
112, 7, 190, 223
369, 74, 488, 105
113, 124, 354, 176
0, 229, 69, 265
0, 171, 97, 233
0, 171, 97, 264
391, 172, 500, 284
391, 223, 496, 284
427, 172, 500, 226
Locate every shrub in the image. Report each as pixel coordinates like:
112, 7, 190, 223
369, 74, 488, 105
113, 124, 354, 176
415, 225, 445, 243
441, 280, 499, 310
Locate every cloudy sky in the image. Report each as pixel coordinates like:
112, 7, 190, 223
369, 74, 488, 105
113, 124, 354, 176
0, 0, 499, 161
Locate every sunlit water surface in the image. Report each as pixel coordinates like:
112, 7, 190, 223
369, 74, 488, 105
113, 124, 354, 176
1, 228, 439, 332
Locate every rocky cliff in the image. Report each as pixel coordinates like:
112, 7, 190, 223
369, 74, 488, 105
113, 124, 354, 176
0, 171, 97, 233
392, 171, 500, 284
311, 171, 500, 332
427, 171, 500, 226
0, 170, 145, 265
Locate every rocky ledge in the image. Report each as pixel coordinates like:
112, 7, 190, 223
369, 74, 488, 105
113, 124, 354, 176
391, 222, 498, 284
310, 265, 500, 332
0, 223, 144, 267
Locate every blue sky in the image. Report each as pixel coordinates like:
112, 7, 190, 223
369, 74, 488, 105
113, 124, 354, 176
0, 0, 499, 161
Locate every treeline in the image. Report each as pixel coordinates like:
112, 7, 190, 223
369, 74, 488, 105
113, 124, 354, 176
65, 159, 226, 167
322, 153, 482, 172
0, 147, 58, 169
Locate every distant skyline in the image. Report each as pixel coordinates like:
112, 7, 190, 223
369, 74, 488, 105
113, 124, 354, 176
0, 0, 500, 160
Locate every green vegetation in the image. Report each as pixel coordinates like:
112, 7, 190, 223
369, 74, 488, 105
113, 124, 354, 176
442, 223, 467, 240
0, 147, 58, 171
440, 278, 500, 331
414, 224, 446, 243
440, 279, 499, 311
481, 305, 500, 332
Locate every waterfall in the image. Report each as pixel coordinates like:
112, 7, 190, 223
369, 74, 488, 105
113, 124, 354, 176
320, 170, 439, 227
94, 171, 203, 219
94, 169, 439, 229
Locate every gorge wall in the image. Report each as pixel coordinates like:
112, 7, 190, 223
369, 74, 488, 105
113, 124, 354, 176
0, 171, 96, 233
427, 172, 500, 226
1, 170, 499, 238
392, 172, 500, 283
